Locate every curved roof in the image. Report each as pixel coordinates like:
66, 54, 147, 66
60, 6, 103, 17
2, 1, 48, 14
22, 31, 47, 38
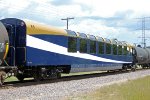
111, 39, 118, 44
104, 38, 111, 43
66, 30, 78, 37
88, 35, 96, 41
78, 32, 88, 39
24, 20, 68, 36
117, 41, 122, 45
23, 19, 132, 46
122, 41, 127, 46
96, 36, 104, 42
127, 43, 135, 47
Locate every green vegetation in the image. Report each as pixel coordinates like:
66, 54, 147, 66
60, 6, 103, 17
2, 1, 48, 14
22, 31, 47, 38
62, 71, 105, 76
68, 76, 150, 100
5, 76, 18, 82
5, 76, 33, 82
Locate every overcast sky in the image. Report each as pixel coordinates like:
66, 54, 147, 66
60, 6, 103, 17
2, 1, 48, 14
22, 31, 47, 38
0, 0, 150, 46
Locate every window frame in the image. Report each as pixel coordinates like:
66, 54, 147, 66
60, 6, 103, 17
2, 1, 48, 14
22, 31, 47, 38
89, 40, 96, 54
98, 42, 104, 54
113, 44, 117, 55
123, 46, 128, 55
106, 43, 111, 54
79, 38, 87, 53
118, 45, 122, 55
68, 37, 77, 53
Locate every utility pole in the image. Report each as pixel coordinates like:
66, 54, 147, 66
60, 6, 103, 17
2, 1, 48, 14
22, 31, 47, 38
137, 17, 150, 48
61, 17, 74, 29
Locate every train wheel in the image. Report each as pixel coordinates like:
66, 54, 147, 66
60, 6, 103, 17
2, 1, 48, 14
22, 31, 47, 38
142, 65, 146, 69
33, 71, 43, 82
49, 68, 61, 79
0, 71, 6, 86
57, 72, 61, 79
16, 73, 24, 82
119, 69, 122, 72
107, 70, 110, 72
131, 65, 136, 72
32, 67, 44, 82
122, 66, 128, 72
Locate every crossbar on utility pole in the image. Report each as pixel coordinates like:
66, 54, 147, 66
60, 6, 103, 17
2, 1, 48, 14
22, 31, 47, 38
61, 17, 74, 29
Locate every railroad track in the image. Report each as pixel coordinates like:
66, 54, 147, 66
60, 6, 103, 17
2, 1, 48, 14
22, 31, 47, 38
0, 68, 147, 89
0, 69, 150, 100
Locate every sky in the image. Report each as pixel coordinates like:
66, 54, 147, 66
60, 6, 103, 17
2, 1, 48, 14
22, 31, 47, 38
0, 0, 150, 46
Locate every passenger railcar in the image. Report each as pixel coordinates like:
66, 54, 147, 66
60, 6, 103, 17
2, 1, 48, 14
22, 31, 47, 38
0, 18, 134, 84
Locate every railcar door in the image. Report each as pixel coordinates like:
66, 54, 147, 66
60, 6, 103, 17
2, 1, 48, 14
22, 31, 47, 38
15, 22, 26, 66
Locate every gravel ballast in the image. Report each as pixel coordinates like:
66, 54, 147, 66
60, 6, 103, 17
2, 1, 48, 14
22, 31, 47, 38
0, 69, 150, 100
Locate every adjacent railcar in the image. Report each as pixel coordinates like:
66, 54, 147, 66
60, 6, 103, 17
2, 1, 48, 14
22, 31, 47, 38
134, 46, 150, 68
0, 18, 134, 82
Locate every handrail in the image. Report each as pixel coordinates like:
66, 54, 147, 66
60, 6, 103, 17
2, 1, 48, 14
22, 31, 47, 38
9, 46, 15, 66
3, 60, 9, 66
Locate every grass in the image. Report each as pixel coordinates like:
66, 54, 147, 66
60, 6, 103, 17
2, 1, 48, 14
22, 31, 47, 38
62, 71, 105, 76
5, 76, 18, 82
5, 76, 34, 82
67, 76, 150, 100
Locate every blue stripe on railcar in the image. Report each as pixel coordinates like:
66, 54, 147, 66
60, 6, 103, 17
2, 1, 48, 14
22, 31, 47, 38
26, 46, 130, 66
31, 35, 67, 48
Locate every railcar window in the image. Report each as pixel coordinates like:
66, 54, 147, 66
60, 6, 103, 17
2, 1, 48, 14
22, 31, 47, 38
113, 44, 117, 55
106, 43, 111, 54
68, 37, 77, 52
90, 40, 96, 54
130, 47, 133, 56
132, 48, 135, 55
80, 39, 87, 53
127, 47, 130, 55
118, 45, 122, 55
123, 46, 128, 55
99, 42, 104, 54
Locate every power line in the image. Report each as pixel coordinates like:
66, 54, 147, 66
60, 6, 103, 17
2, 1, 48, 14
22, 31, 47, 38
0, 1, 75, 17
61, 17, 74, 29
